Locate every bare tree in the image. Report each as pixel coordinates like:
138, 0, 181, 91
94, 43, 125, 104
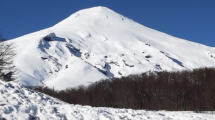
32, 67, 215, 111
0, 35, 17, 81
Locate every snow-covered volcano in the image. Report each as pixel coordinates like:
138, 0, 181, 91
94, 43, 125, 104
6, 6, 215, 89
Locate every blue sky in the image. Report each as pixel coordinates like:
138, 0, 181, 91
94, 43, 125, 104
0, 0, 214, 46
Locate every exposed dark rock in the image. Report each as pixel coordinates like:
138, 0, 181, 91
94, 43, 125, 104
84, 53, 90, 59
145, 55, 152, 58
41, 57, 48, 60
123, 60, 134, 67
118, 71, 122, 75
155, 64, 162, 70
145, 43, 150, 46
109, 61, 120, 66
43, 35, 53, 41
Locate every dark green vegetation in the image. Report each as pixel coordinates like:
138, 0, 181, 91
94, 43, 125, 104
32, 67, 215, 111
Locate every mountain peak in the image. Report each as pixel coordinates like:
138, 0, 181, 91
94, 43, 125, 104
54, 6, 126, 28
85, 6, 111, 11
77, 6, 114, 14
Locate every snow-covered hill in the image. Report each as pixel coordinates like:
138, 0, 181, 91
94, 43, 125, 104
1, 80, 215, 120
6, 6, 215, 89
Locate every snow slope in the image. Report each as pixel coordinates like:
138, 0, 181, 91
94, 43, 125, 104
1, 80, 215, 120
6, 6, 215, 89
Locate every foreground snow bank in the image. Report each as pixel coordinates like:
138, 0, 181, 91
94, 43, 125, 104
0, 81, 215, 120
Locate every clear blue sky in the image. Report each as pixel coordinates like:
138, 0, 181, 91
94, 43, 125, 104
0, 0, 214, 47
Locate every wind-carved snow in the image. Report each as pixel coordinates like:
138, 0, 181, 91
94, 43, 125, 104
1, 81, 215, 120
5, 6, 215, 89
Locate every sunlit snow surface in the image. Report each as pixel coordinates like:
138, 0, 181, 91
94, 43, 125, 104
0, 81, 215, 120
6, 6, 215, 89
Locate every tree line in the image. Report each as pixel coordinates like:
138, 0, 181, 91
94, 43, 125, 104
32, 67, 215, 111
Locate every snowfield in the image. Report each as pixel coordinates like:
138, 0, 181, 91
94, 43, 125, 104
1, 80, 215, 120
5, 6, 215, 89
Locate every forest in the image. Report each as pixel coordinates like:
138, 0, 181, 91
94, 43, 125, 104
31, 67, 215, 111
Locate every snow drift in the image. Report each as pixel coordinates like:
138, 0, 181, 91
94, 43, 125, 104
1, 80, 215, 120
5, 6, 215, 89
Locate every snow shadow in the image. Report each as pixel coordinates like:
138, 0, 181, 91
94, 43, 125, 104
66, 44, 82, 57
160, 51, 184, 67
